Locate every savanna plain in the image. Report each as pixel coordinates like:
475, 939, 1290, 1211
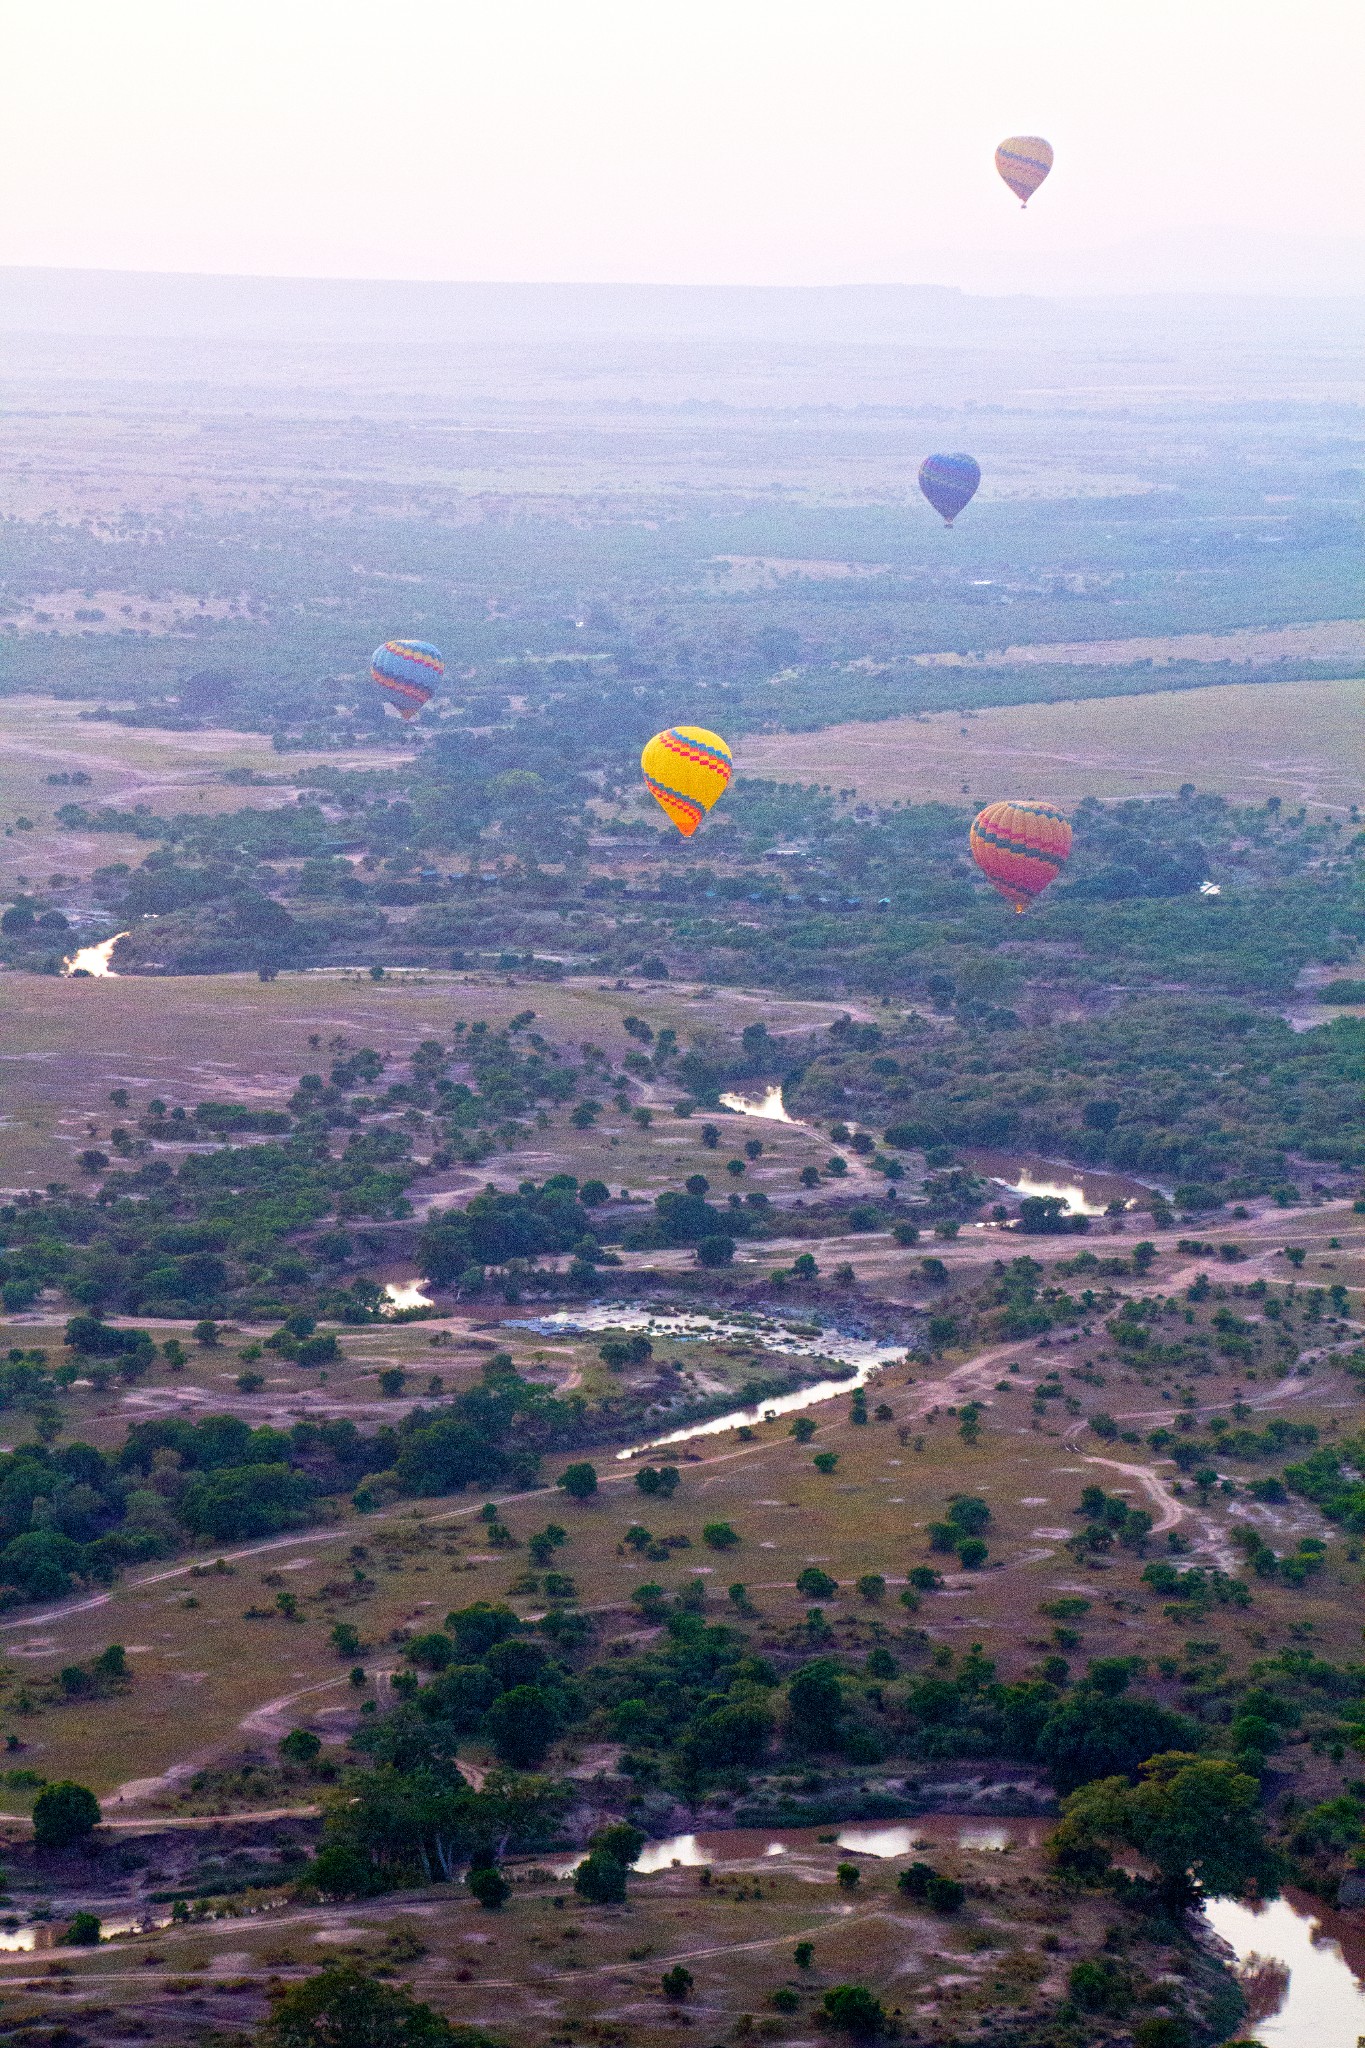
0, 275, 1359, 2048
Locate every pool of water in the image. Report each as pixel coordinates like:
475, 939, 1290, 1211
508, 1304, 904, 1457
718, 1085, 794, 1123
383, 1279, 433, 1312
1206, 1891, 1365, 2045
548, 1817, 1050, 1881
966, 1148, 1160, 1217
62, 933, 128, 978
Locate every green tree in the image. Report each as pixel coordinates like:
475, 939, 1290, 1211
467, 1864, 510, 1909
32, 1780, 100, 1851
484, 1684, 565, 1768
574, 1847, 628, 1903
821, 1986, 884, 2037
263, 1962, 458, 2048
788, 1659, 843, 1749
557, 1461, 598, 1500
1052, 1752, 1280, 1906
661, 1965, 693, 1999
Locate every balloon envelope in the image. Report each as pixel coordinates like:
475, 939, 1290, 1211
995, 136, 1053, 206
918, 453, 981, 527
641, 725, 733, 837
370, 640, 444, 720
970, 799, 1072, 912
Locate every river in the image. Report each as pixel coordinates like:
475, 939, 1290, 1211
507, 1303, 906, 1457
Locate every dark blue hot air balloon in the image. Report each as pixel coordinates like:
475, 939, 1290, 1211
918, 453, 981, 528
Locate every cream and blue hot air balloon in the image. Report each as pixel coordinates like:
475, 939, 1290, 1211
918, 453, 981, 528
370, 640, 444, 720
995, 136, 1054, 208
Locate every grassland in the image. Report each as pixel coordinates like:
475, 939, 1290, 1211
0, 1195, 1354, 2041
0, 965, 866, 1190
737, 671, 1365, 813
0, 1193, 1356, 1806
0, 696, 407, 903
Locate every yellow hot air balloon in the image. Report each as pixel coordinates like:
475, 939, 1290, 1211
995, 136, 1054, 208
641, 726, 733, 837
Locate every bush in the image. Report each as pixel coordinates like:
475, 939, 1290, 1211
796, 1567, 838, 1599
467, 1864, 510, 1909
279, 1728, 322, 1765
262, 1962, 458, 2047
557, 1461, 598, 1500
703, 1521, 740, 1551
574, 1848, 628, 1904
821, 1986, 884, 2037
695, 1233, 735, 1267
1068, 1957, 1131, 2014
60, 1911, 100, 1945
661, 1965, 694, 2000
32, 1780, 100, 1850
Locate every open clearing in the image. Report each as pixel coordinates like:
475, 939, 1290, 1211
0, 697, 409, 900
0, 967, 864, 1189
738, 671, 1365, 812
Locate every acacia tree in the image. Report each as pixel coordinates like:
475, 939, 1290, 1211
263, 1962, 457, 2048
1051, 1751, 1280, 1906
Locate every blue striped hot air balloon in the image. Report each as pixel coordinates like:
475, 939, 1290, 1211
370, 640, 444, 720
918, 453, 981, 528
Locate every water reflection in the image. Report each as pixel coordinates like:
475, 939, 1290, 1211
383, 1279, 433, 1313
550, 1819, 1051, 1879
718, 1085, 793, 1123
62, 933, 127, 978
509, 1305, 903, 1458
1205, 1893, 1365, 2045
989, 1168, 1109, 1218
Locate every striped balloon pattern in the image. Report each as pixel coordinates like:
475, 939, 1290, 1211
370, 640, 444, 720
995, 135, 1054, 207
641, 725, 733, 838
918, 452, 981, 527
970, 800, 1072, 912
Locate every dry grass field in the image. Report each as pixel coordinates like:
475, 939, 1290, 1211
0, 966, 867, 1191
0, 697, 409, 901
738, 672, 1365, 813
0, 1196, 1356, 1809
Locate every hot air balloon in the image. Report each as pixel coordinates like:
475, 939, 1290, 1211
641, 725, 733, 838
995, 136, 1053, 208
970, 800, 1072, 912
370, 640, 444, 720
919, 453, 981, 528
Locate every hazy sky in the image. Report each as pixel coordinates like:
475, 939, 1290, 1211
5, 0, 1361, 286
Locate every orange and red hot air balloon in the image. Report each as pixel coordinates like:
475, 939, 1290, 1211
970, 800, 1072, 912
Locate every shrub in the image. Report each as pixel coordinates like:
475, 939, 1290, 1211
661, 1965, 694, 2000
467, 1864, 510, 1909
574, 1848, 628, 1904
32, 1780, 100, 1850
837, 1861, 860, 1889
812, 1451, 839, 1474
557, 1461, 598, 1500
703, 1521, 740, 1550
821, 1985, 884, 2037
60, 1911, 101, 1945
796, 1567, 838, 1599
279, 1728, 322, 1765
